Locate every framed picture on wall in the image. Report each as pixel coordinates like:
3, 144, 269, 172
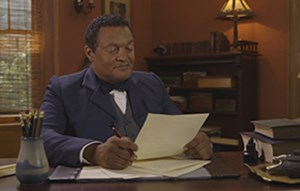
102, 0, 131, 22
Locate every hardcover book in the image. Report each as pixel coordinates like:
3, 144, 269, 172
251, 118, 300, 139
197, 76, 236, 88
240, 131, 300, 163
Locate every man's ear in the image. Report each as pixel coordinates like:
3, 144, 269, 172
84, 45, 94, 63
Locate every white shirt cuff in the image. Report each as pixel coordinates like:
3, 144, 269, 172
79, 141, 101, 164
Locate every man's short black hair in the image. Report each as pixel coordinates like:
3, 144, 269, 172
85, 15, 131, 52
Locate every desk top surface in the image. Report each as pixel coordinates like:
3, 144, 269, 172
0, 152, 299, 191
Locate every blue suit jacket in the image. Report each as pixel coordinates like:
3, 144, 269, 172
40, 67, 181, 167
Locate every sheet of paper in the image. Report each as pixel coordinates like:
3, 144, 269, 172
77, 166, 109, 180
162, 160, 211, 177
78, 166, 160, 180
100, 167, 160, 179
78, 158, 210, 180
0, 164, 16, 178
132, 157, 211, 177
134, 113, 209, 160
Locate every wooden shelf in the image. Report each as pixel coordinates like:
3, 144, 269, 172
146, 51, 258, 141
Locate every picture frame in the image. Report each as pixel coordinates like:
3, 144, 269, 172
102, 0, 131, 22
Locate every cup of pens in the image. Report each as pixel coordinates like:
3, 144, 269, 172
16, 110, 49, 185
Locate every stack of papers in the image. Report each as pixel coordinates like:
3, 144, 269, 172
0, 164, 16, 178
78, 113, 211, 180
79, 159, 210, 180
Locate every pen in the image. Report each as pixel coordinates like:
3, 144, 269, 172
19, 110, 44, 138
112, 127, 136, 157
35, 111, 44, 137
31, 111, 38, 137
19, 114, 27, 137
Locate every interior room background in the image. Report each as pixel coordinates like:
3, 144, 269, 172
2, 0, 298, 120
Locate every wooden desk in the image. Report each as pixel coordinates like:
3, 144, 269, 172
1, 152, 299, 191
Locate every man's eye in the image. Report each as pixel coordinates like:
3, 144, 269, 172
125, 45, 134, 52
125, 47, 133, 52
106, 46, 119, 53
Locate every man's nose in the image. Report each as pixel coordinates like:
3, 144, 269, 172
116, 48, 127, 61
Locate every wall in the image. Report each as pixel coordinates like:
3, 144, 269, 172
57, 0, 103, 75
43, 0, 152, 79
289, 1, 300, 118
44, 0, 289, 119
150, 0, 289, 119
251, 0, 288, 119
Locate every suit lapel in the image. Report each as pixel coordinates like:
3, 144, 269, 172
127, 77, 146, 127
82, 67, 117, 119
89, 91, 117, 119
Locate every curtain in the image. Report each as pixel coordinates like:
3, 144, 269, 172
0, 0, 43, 113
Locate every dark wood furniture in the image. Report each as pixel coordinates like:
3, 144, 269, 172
1, 152, 299, 191
0, 114, 21, 158
145, 51, 258, 141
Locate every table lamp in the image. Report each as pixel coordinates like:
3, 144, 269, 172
216, 0, 256, 49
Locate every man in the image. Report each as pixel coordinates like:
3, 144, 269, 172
40, 15, 212, 169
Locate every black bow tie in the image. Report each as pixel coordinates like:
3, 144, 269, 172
100, 81, 129, 94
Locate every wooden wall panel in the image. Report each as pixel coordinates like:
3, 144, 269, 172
288, 0, 300, 118
0, 123, 22, 158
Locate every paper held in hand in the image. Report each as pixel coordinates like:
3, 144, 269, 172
134, 113, 209, 160
77, 113, 211, 180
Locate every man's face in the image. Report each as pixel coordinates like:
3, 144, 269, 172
85, 26, 135, 84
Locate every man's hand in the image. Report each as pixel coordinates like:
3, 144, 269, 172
184, 132, 213, 160
83, 136, 138, 169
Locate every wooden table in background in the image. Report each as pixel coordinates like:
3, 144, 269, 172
0, 152, 299, 191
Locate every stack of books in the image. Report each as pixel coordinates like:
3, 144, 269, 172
240, 118, 300, 163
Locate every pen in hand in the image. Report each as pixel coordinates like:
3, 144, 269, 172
112, 127, 137, 159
